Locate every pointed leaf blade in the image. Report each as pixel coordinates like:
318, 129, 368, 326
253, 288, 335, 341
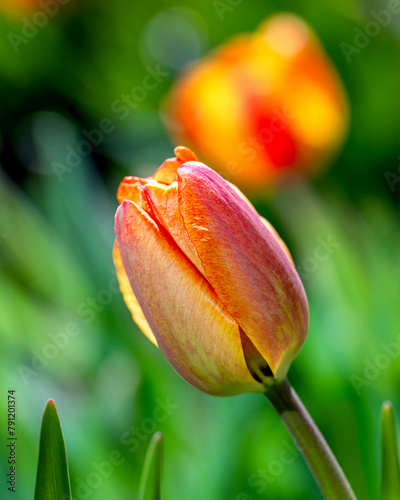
382, 401, 400, 500
34, 399, 71, 500
138, 432, 163, 500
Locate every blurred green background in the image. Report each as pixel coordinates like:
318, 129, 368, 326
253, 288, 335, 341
0, 0, 400, 499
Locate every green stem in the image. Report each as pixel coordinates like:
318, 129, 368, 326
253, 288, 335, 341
265, 378, 356, 500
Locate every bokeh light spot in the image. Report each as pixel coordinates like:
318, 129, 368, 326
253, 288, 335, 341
140, 7, 208, 70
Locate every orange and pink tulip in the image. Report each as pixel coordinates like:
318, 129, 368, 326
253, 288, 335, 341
164, 14, 348, 190
114, 147, 309, 395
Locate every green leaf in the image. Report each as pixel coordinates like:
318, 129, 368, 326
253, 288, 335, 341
34, 400, 71, 500
137, 432, 164, 500
382, 401, 400, 500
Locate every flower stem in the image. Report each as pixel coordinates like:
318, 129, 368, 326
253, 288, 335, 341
265, 378, 357, 500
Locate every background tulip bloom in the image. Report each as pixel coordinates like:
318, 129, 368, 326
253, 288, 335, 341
164, 14, 348, 190
114, 146, 309, 396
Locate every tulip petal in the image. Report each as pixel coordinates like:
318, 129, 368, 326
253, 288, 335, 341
153, 146, 197, 185
178, 163, 309, 379
113, 242, 158, 346
143, 182, 205, 276
115, 200, 263, 395
260, 217, 293, 264
117, 177, 152, 207
227, 180, 293, 263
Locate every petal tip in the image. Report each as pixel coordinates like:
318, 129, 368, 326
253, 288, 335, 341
153, 146, 198, 185
174, 145, 197, 162
115, 200, 133, 240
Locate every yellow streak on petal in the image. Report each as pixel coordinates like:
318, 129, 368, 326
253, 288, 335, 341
113, 242, 158, 346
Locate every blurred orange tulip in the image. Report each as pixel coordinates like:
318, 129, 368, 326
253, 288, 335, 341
164, 14, 348, 190
114, 146, 309, 396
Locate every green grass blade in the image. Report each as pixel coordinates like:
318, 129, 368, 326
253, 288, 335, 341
382, 401, 400, 500
137, 432, 163, 500
34, 400, 71, 500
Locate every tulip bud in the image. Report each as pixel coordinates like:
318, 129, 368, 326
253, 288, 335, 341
114, 147, 309, 396
164, 14, 348, 191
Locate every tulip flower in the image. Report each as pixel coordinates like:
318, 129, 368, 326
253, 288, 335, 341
114, 146, 308, 396
114, 147, 357, 500
164, 13, 348, 190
